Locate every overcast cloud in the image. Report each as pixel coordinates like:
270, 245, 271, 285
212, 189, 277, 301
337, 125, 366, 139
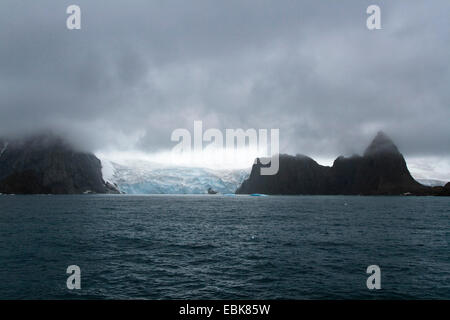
1, 1, 449, 171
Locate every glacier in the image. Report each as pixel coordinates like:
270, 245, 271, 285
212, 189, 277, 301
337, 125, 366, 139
100, 159, 249, 194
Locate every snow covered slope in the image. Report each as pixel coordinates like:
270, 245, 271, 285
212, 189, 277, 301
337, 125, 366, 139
100, 159, 249, 194
416, 179, 447, 187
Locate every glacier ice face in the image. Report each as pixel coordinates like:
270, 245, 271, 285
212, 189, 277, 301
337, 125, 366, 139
100, 159, 249, 194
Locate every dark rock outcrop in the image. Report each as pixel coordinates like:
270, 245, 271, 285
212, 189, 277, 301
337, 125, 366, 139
428, 182, 450, 197
207, 187, 218, 194
0, 134, 119, 194
236, 132, 445, 196
237, 155, 331, 195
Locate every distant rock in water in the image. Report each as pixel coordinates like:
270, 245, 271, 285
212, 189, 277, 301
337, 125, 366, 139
0, 134, 119, 194
207, 187, 218, 194
236, 132, 449, 196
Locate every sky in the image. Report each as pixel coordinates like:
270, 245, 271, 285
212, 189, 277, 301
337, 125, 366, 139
0, 1, 449, 179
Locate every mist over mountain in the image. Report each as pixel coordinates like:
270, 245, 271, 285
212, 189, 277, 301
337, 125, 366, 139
236, 132, 450, 196
0, 133, 118, 194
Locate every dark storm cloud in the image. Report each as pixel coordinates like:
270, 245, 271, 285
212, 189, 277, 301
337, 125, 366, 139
0, 0, 449, 157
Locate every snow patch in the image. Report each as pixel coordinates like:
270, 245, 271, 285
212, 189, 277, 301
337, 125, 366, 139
100, 158, 116, 184
0, 142, 8, 158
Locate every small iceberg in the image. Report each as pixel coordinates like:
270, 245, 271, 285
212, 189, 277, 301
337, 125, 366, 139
250, 193, 267, 197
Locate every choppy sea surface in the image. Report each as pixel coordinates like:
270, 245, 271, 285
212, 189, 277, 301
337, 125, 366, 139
0, 195, 448, 299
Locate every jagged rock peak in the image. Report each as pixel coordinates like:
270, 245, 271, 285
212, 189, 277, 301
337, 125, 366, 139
364, 131, 400, 156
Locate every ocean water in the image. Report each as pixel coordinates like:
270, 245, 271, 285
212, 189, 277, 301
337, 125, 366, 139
0, 195, 448, 300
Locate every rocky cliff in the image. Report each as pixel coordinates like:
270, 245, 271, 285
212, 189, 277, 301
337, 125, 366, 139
236, 132, 449, 196
0, 134, 119, 194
